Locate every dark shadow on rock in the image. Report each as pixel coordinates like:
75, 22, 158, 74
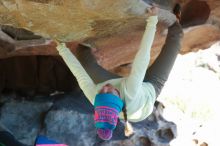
156, 128, 174, 143
0, 131, 27, 146
93, 135, 105, 146
0, 60, 5, 94
0, 56, 78, 96
139, 136, 152, 146
51, 90, 94, 114
181, 0, 210, 28
1, 25, 42, 40
0, 100, 53, 145
132, 114, 158, 130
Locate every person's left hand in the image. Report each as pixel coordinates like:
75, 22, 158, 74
54, 39, 61, 46
146, 4, 159, 16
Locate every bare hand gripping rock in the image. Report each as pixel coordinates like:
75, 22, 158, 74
56, 4, 183, 140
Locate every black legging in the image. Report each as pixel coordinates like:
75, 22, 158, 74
75, 45, 120, 84
144, 22, 183, 96
76, 22, 183, 97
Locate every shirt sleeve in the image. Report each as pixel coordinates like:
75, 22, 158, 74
56, 43, 97, 104
124, 16, 158, 98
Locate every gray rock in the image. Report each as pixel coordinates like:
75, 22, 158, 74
45, 110, 96, 146
0, 100, 53, 145
0, 92, 176, 146
97, 102, 176, 146
44, 92, 176, 146
43, 92, 96, 146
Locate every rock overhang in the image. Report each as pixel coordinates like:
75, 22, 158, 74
0, 0, 220, 93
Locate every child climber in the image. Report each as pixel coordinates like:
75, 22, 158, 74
56, 4, 183, 140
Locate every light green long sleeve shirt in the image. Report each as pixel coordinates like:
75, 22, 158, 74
56, 16, 158, 122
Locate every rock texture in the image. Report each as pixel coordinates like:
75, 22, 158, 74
0, 1, 219, 145
0, 0, 219, 62
0, 98, 53, 144
0, 42, 219, 146
0, 91, 176, 146
0, 0, 148, 41
0, 0, 220, 93
0, 56, 79, 95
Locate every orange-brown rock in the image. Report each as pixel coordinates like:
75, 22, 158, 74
0, 0, 220, 90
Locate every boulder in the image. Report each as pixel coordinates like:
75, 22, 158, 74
0, 0, 219, 63
0, 99, 53, 144
0, 92, 177, 146
0, 0, 220, 92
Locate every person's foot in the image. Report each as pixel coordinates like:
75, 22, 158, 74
173, 3, 181, 22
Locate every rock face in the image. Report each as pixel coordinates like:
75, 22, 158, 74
0, 0, 220, 93
0, 0, 153, 41
0, 56, 79, 95
0, 100, 53, 144
0, 1, 219, 145
0, 92, 176, 146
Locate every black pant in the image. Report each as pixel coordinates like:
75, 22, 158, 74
144, 22, 183, 96
76, 22, 183, 97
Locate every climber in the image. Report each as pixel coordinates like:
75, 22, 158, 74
56, 4, 183, 141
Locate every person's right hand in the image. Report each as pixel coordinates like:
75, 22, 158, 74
147, 5, 159, 16
54, 39, 61, 47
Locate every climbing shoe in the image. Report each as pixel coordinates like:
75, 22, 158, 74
173, 3, 181, 21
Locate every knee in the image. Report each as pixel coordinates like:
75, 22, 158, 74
147, 76, 166, 97
168, 22, 184, 38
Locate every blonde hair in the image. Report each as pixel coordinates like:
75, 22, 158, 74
122, 103, 134, 137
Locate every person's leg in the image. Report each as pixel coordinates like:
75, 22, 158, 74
144, 22, 183, 97
75, 45, 121, 84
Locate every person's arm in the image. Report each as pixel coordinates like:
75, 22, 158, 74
124, 12, 158, 98
56, 43, 97, 104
